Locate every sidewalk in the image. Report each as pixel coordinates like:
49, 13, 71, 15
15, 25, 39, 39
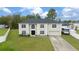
70, 29, 79, 40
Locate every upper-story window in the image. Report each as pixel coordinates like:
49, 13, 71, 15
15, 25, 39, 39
31, 24, 35, 29
40, 24, 44, 28
22, 24, 26, 28
52, 24, 56, 28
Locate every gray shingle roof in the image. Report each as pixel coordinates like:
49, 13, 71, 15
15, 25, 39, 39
19, 19, 61, 23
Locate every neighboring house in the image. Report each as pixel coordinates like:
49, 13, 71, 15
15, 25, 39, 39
63, 22, 79, 30
0, 24, 8, 28
62, 23, 70, 29
18, 19, 62, 36
70, 22, 79, 30
61, 22, 79, 30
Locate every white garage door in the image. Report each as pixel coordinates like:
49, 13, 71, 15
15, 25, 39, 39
48, 31, 60, 35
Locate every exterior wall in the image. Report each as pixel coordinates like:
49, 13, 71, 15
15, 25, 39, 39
36, 24, 47, 36
66, 23, 79, 30
19, 23, 62, 36
18, 23, 30, 35
48, 23, 62, 35
73, 23, 79, 30
29, 24, 37, 35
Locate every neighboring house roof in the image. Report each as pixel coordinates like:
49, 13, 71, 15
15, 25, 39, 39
19, 19, 61, 24
62, 23, 70, 26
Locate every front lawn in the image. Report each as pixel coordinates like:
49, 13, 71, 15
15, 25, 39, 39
0, 28, 8, 36
76, 30, 79, 34
0, 29, 54, 51
62, 35, 79, 50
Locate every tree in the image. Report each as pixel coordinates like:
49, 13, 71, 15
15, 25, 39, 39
11, 14, 21, 29
0, 14, 21, 29
26, 14, 41, 20
0, 16, 5, 24
35, 14, 41, 19
4, 15, 13, 28
26, 15, 35, 19
20, 16, 26, 20
63, 20, 73, 23
47, 8, 57, 20
0, 15, 12, 28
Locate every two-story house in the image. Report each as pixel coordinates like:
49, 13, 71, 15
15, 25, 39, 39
18, 19, 62, 36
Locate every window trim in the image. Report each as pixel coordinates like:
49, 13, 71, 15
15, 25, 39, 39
31, 24, 35, 29
22, 31, 26, 35
40, 31, 44, 34
40, 24, 44, 28
52, 24, 56, 28
22, 24, 26, 28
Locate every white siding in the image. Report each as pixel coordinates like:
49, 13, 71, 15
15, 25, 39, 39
73, 23, 79, 30
36, 24, 47, 35
18, 23, 30, 35
48, 23, 62, 35
67, 23, 79, 30
19, 23, 62, 36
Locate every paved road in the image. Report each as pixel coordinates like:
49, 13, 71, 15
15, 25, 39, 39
49, 36, 77, 51
70, 29, 79, 40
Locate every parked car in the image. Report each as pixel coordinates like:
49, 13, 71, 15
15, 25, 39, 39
62, 28, 70, 35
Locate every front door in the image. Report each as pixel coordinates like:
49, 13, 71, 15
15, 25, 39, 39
31, 30, 35, 35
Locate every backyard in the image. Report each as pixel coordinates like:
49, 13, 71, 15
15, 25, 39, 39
62, 34, 79, 50
0, 29, 54, 51
0, 28, 8, 36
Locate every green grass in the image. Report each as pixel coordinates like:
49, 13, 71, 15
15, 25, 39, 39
0, 29, 8, 36
62, 35, 79, 50
0, 29, 54, 51
76, 30, 79, 34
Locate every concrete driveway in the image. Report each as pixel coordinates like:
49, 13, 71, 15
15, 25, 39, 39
70, 29, 79, 40
49, 36, 77, 51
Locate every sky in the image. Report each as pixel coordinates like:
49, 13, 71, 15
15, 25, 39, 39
0, 7, 79, 20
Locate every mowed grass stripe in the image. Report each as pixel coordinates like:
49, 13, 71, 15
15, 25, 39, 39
62, 35, 79, 50
0, 29, 8, 36
76, 30, 79, 34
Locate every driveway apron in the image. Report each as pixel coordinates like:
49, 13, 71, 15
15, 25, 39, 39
49, 36, 77, 51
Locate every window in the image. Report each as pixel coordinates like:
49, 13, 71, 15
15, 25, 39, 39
22, 31, 26, 35
22, 24, 26, 28
52, 24, 56, 28
40, 24, 44, 28
31, 24, 35, 29
40, 31, 44, 34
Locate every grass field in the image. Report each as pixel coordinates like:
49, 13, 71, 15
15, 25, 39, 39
0, 29, 54, 51
0, 28, 8, 36
62, 35, 79, 50
76, 30, 79, 34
